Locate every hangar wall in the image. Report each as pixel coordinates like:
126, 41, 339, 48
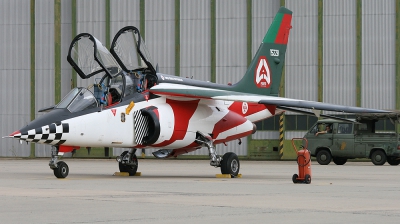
180, 0, 211, 82
0, 0, 399, 159
0, 0, 31, 157
285, 0, 318, 103
362, 0, 396, 110
323, 0, 357, 109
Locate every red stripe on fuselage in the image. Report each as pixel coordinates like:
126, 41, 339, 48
212, 110, 247, 140
228, 102, 276, 118
151, 99, 200, 147
275, 14, 292, 44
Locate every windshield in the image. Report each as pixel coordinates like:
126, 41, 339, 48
56, 87, 98, 113
57, 88, 81, 109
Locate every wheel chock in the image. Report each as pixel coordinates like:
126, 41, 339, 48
215, 174, 242, 178
113, 172, 142, 176
113, 172, 129, 176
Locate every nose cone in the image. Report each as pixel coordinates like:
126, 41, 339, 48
3, 130, 21, 139
7, 108, 72, 144
10, 121, 70, 145
9, 130, 21, 138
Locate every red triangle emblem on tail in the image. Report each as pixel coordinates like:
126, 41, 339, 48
254, 56, 271, 88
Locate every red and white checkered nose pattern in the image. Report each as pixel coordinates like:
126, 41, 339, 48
9, 123, 69, 145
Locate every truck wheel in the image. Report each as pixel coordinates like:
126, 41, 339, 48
316, 150, 331, 165
371, 150, 386, 165
387, 157, 400, 166
333, 157, 347, 165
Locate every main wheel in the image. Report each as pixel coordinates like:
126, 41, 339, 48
316, 150, 332, 165
119, 151, 138, 176
53, 161, 69, 178
371, 150, 386, 165
333, 157, 347, 165
387, 157, 400, 166
220, 152, 240, 177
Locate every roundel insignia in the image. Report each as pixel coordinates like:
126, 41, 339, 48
242, 102, 249, 114
254, 56, 271, 88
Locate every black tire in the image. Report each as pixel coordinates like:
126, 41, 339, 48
220, 152, 240, 177
292, 174, 298, 183
119, 152, 138, 176
333, 157, 347, 165
305, 174, 311, 184
118, 151, 139, 176
387, 157, 400, 166
371, 150, 387, 165
316, 150, 332, 165
53, 161, 69, 178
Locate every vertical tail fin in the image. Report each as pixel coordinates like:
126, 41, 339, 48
232, 7, 292, 96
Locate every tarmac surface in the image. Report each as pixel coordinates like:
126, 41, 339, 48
0, 158, 399, 224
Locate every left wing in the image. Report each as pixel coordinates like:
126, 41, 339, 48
150, 83, 390, 114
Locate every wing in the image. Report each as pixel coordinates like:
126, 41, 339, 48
150, 83, 390, 114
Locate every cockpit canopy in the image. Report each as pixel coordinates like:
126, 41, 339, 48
67, 26, 155, 80
55, 71, 148, 113
110, 26, 155, 73
62, 26, 158, 112
67, 34, 122, 79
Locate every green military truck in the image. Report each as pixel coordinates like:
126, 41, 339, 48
304, 114, 400, 165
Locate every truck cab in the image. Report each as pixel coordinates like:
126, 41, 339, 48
304, 115, 400, 166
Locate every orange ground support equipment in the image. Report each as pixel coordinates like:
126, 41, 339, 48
291, 138, 312, 184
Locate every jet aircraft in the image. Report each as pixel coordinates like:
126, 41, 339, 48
5, 7, 389, 178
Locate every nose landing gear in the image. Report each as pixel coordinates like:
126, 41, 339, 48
49, 146, 70, 178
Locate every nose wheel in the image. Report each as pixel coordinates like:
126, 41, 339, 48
52, 161, 69, 178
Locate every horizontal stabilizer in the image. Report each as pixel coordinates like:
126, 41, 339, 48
278, 106, 359, 123
260, 98, 388, 113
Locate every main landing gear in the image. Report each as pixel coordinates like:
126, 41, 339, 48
195, 132, 240, 177
116, 148, 138, 176
49, 146, 69, 178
